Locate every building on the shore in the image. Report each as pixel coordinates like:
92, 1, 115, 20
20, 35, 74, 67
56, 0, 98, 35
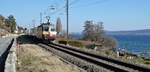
14, 24, 18, 33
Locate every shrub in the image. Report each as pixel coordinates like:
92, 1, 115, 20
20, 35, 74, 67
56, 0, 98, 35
105, 50, 110, 55
125, 51, 133, 56
68, 40, 84, 48
144, 61, 150, 64
135, 56, 144, 62
103, 36, 118, 50
58, 40, 67, 45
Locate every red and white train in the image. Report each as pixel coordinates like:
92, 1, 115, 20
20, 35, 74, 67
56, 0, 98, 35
29, 20, 57, 42
37, 23, 57, 41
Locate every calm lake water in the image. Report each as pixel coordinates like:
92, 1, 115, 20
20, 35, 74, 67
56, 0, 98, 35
74, 34, 150, 57
108, 35, 150, 57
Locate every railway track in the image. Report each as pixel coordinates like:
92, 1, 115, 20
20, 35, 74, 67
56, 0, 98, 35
39, 42, 150, 72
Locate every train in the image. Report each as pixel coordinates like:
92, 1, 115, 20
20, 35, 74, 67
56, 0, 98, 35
29, 17, 57, 43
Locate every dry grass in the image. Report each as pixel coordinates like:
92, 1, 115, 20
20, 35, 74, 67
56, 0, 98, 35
16, 44, 81, 72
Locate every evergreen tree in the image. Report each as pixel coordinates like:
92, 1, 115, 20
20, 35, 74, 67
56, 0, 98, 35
56, 17, 62, 34
7, 15, 17, 33
0, 14, 5, 28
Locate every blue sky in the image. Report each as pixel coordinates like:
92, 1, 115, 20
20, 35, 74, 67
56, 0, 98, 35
0, 0, 150, 32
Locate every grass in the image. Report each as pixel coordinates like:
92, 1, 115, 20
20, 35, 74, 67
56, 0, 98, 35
144, 61, 150, 64
16, 44, 81, 72
23, 58, 32, 65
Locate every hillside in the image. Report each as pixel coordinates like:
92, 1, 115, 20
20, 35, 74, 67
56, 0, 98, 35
106, 29, 150, 35
0, 28, 9, 37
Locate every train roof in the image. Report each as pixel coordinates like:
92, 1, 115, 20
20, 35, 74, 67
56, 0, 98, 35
38, 22, 54, 27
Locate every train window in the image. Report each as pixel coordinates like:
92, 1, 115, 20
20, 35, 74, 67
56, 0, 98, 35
51, 28, 55, 31
43, 27, 49, 31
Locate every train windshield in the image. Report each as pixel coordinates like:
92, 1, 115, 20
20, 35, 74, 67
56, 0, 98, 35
43, 27, 49, 31
51, 28, 56, 32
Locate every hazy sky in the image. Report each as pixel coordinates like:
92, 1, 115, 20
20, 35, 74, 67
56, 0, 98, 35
0, 0, 150, 32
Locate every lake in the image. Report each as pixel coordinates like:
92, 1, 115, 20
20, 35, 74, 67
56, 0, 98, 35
108, 34, 150, 57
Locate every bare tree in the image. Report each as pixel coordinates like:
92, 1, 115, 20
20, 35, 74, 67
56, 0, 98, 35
61, 29, 67, 38
93, 22, 105, 42
83, 20, 104, 42
83, 20, 118, 50
56, 17, 62, 35
83, 20, 94, 41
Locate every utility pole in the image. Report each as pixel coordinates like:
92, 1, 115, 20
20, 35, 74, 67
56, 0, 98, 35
28, 24, 30, 35
40, 12, 42, 24
32, 20, 35, 28
66, 0, 69, 40
32, 20, 35, 35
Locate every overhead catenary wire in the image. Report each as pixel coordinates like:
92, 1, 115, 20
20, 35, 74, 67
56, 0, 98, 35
70, 0, 110, 8
41, 0, 110, 17
47, 0, 80, 16
41, 0, 109, 23
47, 0, 109, 16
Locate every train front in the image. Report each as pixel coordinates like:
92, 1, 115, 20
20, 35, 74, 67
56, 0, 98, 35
42, 25, 57, 41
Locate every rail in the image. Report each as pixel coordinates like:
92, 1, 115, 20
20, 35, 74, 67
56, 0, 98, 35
47, 42, 150, 72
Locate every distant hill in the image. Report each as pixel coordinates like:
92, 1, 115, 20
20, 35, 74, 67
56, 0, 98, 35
106, 29, 150, 35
